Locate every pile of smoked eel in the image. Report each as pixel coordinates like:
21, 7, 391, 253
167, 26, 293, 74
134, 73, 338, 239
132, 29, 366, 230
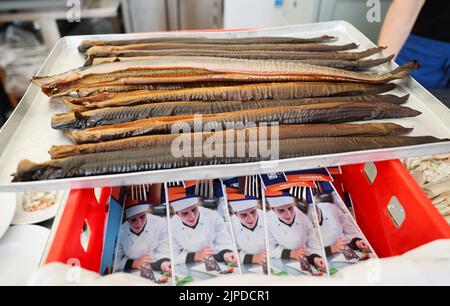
13, 35, 449, 181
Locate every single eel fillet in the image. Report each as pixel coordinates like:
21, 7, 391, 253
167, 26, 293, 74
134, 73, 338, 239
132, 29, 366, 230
63, 102, 421, 143
14, 136, 445, 182
52, 94, 410, 130
49, 123, 413, 159
32, 56, 418, 96
88, 55, 394, 71
85, 42, 356, 54
83, 43, 372, 65
54, 82, 243, 98
62, 82, 398, 111
78, 35, 336, 52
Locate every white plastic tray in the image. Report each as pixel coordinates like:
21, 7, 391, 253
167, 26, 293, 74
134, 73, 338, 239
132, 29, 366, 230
0, 21, 449, 192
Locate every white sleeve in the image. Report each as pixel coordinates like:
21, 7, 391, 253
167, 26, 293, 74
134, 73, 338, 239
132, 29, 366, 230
113, 230, 129, 272
267, 220, 285, 259
237, 248, 250, 263
303, 215, 324, 257
231, 218, 251, 262
170, 220, 190, 265
153, 218, 171, 261
213, 213, 235, 253
335, 205, 361, 242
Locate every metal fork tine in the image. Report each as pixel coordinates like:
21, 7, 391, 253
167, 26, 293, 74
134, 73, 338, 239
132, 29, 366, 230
251, 175, 255, 196
250, 176, 254, 197
201, 180, 206, 198
245, 176, 249, 196
210, 180, 214, 199
246, 177, 249, 195
252, 176, 255, 197
195, 181, 199, 196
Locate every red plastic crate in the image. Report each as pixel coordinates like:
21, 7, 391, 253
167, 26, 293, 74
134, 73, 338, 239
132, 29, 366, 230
333, 159, 450, 258
44, 160, 450, 273
45, 188, 111, 272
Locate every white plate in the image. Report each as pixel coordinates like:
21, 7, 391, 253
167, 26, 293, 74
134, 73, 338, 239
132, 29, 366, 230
0, 225, 50, 285
12, 191, 65, 225
0, 193, 16, 239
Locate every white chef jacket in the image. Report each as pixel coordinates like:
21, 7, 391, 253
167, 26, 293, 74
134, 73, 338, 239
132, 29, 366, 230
171, 206, 235, 265
231, 209, 266, 262
114, 213, 170, 272
267, 206, 322, 259
313, 202, 361, 247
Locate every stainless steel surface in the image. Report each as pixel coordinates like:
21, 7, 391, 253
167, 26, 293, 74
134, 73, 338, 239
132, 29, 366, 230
0, 21, 449, 192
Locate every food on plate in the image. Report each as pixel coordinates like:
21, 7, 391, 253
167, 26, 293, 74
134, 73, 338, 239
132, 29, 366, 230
21, 191, 56, 212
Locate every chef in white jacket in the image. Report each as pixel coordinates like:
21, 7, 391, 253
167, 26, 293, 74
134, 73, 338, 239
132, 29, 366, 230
312, 193, 371, 256
266, 195, 326, 271
114, 200, 172, 275
229, 196, 267, 266
170, 195, 238, 266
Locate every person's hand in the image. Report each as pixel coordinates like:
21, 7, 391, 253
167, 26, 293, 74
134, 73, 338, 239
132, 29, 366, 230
132, 254, 151, 270
194, 245, 214, 262
290, 246, 307, 260
223, 252, 238, 266
331, 237, 348, 254
252, 251, 267, 265
160, 261, 172, 276
356, 240, 370, 252
313, 257, 327, 272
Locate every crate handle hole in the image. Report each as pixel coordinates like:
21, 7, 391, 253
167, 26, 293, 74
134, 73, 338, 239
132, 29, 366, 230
364, 162, 378, 185
80, 220, 91, 253
387, 196, 406, 229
